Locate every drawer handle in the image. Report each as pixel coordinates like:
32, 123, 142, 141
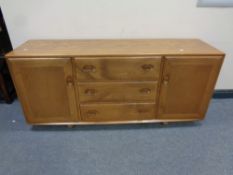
86, 110, 98, 117
85, 89, 97, 96
141, 64, 154, 71
140, 88, 151, 94
82, 65, 96, 73
138, 109, 149, 113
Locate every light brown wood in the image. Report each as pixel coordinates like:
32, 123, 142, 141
26, 118, 200, 125
78, 82, 158, 103
6, 39, 224, 125
7, 58, 79, 123
80, 103, 156, 122
5, 39, 223, 58
158, 56, 224, 119
74, 57, 161, 81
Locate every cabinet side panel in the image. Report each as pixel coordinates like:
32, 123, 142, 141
198, 56, 224, 118
6, 58, 31, 123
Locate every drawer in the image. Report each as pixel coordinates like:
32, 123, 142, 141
78, 82, 158, 103
74, 57, 161, 81
80, 103, 156, 122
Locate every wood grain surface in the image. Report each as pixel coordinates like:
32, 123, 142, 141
6, 39, 225, 125
74, 57, 161, 81
6, 39, 224, 58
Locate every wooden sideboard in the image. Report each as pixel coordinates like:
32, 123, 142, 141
6, 39, 224, 125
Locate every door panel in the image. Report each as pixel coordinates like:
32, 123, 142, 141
8, 58, 79, 123
158, 56, 223, 119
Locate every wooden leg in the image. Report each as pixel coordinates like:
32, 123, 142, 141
0, 73, 11, 103
67, 125, 75, 128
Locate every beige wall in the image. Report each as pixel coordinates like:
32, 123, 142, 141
1, 0, 233, 89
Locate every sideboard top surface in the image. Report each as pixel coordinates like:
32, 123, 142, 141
6, 39, 224, 58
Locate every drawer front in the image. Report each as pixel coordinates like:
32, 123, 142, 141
74, 57, 161, 81
80, 103, 156, 122
78, 82, 158, 103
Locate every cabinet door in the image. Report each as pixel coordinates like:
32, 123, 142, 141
158, 56, 223, 119
8, 58, 79, 123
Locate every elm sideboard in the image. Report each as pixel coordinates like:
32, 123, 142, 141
6, 39, 224, 125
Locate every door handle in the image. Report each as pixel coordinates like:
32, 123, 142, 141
66, 76, 74, 86
163, 75, 169, 85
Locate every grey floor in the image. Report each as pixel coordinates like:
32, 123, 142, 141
0, 99, 233, 175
